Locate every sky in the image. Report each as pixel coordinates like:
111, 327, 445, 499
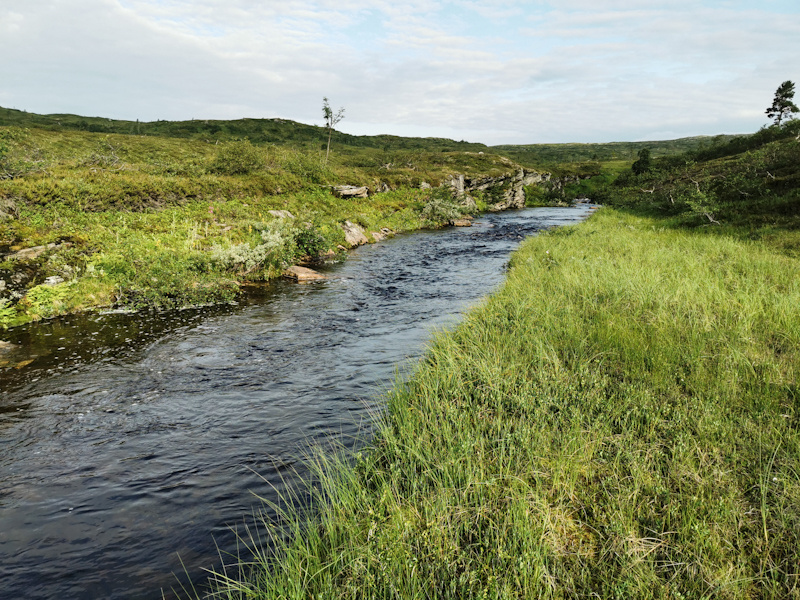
1, 0, 799, 145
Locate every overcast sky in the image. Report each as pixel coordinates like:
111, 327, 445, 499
1, 1, 799, 144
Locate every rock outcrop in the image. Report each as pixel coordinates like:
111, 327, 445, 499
341, 221, 369, 247
444, 169, 549, 211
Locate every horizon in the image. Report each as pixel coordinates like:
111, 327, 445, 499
0, 104, 755, 148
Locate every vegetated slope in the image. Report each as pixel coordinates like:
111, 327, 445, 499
585, 121, 800, 253
0, 125, 531, 328
205, 123, 800, 599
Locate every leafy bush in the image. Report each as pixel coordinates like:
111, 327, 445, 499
294, 224, 328, 257
211, 221, 296, 274
420, 188, 463, 225
210, 140, 263, 175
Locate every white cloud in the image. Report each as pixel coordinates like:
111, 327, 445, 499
0, 0, 798, 143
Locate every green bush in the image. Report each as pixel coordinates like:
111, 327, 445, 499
420, 187, 463, 225
210, 140, 263, 175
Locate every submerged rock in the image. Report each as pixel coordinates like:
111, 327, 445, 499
283, 266, 327, 281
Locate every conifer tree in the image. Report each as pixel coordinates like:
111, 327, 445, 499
766, 81, 799, 126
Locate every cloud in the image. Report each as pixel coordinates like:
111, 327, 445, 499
1, 0, 798, 143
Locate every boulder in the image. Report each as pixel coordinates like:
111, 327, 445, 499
283, 266, 327, 281
420, 182, 432, 190
0, 340, 14, 352
0, 198, 17, 221
333, 185, 369, 199
452, 219, 472, 227
268, 210, 295, 219
371, 231, 385, 242
44, 276, 65, 286
341, 221, 369, 247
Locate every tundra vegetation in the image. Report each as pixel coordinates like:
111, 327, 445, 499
200, 120, 800, 599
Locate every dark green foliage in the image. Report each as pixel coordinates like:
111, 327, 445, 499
294, 224, 329, 257
766, 80, 799, 126
631, 148, 651, 174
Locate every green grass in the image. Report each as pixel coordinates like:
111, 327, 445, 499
204, 208, 800, 599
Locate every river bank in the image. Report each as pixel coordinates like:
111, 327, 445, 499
210, 207, 800, 598
1, 126, 583, 330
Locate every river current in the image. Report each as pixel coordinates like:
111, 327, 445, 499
0, 206, 593, 599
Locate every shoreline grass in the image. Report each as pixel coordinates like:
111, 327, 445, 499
206, 208, 799, 599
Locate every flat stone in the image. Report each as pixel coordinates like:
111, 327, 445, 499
283, 266, 327, 281
333, 185, 369, 199
268, 210, 295, 219
452, 219, 472, 227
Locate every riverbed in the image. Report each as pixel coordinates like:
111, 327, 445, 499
0, 206, 593, 599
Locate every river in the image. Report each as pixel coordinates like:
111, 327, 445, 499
0, 206, 593, 599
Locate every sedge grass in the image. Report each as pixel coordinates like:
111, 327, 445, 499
205, 208, 800, 599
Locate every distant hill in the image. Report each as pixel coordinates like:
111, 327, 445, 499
0, 106, 488, 153
492, 136, 744, 166
0, 105, 745, 165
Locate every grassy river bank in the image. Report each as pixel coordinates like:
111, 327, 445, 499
207, 208, 799, 599
205, 127, 800, 599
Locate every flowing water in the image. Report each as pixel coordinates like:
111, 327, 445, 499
0, 206, 593, 599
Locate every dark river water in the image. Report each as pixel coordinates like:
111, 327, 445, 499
0, 206, 593, 599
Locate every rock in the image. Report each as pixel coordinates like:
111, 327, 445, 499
0, 340, 15, 352
337, 244, 348, 251
371, 231, 385, 242
333, 185, 369, 199
341, 221, 369, 247
0, 198, 17, 221
380, 227, 392, 234
44, 276, 65, 286
420, 182, 432, 190
323, 249, 336, 257
452, 219, 472, 227
3, 242, 73, 262
0, 280, 5, 291
283, 266, 327, 281
446, 174, 466, 197
375, 182, 391, 193
268, 210, 295, 219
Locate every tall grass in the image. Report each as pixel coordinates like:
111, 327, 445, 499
206, 209, 800, 599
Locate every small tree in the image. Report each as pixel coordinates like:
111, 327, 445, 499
322, 97, 345, 164
766, 80, 799, 126
631, 148, 652, 175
